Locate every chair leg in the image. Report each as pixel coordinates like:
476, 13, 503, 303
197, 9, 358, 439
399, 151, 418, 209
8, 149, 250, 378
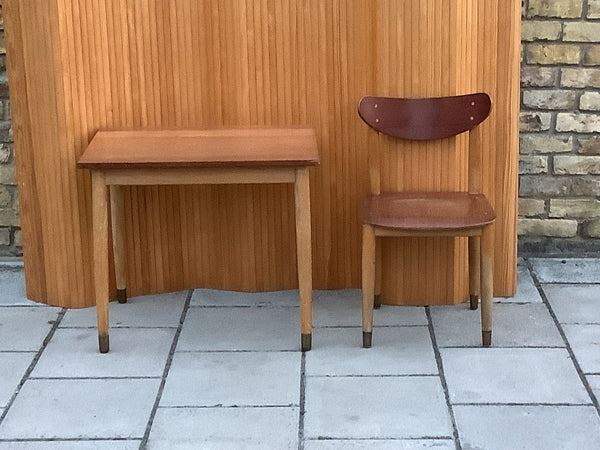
480, 226, 494, 347
362, 225, 376, 348
374, 238, 382, 309
469, 236, 480, 310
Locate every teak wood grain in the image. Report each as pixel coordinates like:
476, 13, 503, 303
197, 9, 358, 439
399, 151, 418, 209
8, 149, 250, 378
4, 0, 520, 307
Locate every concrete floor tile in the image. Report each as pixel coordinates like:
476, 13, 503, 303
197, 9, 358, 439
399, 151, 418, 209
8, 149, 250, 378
544, 284, 600, 324
191, 288, 299, 307
305, 327, 437, 376
304, 440, 455, 450
313, 289, 428, 327
441, 348, 590, 404
0, 379, 160, 439
0, 307, 61, 351
177, 307, 299, 351
563, 324, 600, 374
160, 351, 300, 407
0, 263, 38, 306
496, 263, 542, 303
431, 303, 563, 347
455, 405, 600, 450
304, 376, 452, 439
0, 441, 141, 449
147, 407, 298, 449
61, 291, 187, 328
0, 352, 35, 407
32, 328, 175, 378
531, 258, 600, 283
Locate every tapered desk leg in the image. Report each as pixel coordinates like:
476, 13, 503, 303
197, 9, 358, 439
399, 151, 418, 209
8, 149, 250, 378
110, 186, 127, 303
480, 226, 494, 347
295, 167, 313, 351
469, 236, 480, 310
92, 172, 110, 353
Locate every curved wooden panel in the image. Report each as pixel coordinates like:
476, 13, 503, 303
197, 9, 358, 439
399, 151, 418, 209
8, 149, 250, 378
4, 0, 519, 307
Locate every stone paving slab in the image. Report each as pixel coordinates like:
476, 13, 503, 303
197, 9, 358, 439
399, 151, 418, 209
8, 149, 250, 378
0, 441, 141, 449
147, 407, 298, 449
496, 263, 543, 303
562, 324, 600, 374
0, 307, 61, 351
531, 258, 600, 284
60, 291, 188, 328
0, 262, 36, 307
544, 284, 600, 324
441, 348, 590, 404
304, 376, 452, 440
0, 379, 160, 439
31, 328, 175, 378
304, 440, 455, 449
430, 303, 564, 347
454, 405, 600, 450
191, 288, 299, 307
160, 351, 300, 407
0, 353, 34, 407
305, 327, 437, 376
177, 307, 299, 351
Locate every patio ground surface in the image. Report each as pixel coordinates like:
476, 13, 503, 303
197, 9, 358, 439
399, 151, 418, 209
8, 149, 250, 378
0, 258, 599, 449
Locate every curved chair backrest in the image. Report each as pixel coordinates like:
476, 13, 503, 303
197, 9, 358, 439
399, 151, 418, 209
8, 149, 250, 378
358, 93, 491, 141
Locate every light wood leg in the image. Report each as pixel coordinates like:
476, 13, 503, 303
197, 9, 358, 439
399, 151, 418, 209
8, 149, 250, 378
480, 225, 494, 347
374, 238, 382, 309
362, 224, 376, 348
469, 236, 480, 310
92, 172, 110, 353
110, 185, 127, 303
295, 167, 313, 351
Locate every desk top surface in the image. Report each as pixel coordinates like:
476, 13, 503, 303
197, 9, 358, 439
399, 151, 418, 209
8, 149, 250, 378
77, 127, 320, 170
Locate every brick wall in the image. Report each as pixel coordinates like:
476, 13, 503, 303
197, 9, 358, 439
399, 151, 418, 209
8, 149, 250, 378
0, 3, 598, 258
520, 0, 600, 255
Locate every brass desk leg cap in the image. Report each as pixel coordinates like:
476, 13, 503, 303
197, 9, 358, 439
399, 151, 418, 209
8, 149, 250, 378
482, 330, 492, 347
117, 289, 128, 304
301, 333, 312, 352
470, 295, 479, 310
374, 294, 382, 309
363, 331, 372, 348
99, 335, 110, 353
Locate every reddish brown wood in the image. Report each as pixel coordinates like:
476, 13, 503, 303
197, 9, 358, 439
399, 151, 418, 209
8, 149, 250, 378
77, 128, 320, 170
358, 93, 491, 141
362, 192, 496, 231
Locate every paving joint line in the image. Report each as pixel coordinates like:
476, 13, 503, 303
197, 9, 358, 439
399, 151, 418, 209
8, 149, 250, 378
139, 289, 193, 449
525, 259, 600, 420
297, 351, 307, 450
0, 307, 66, 427
425, 306, 462, 450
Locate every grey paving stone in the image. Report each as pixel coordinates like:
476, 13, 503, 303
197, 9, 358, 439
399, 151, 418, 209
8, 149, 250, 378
305, 327, 437, 376
313, 289, 427, 327
160, 351, 300, 407
31, 328, 175, 378
60, 291, 187, 328
0, 379, 160, 439
587, 375, 600, 400
531, 258, 600, 283
0, 263, 38, 306
430, 303, 563, 347
0, 307, 61, 351
0, 352, 35, 407
496, 263, 543, 303
0, 441, 141, 449
147, 406, 298, 449
304, 440, 455, 449
304, 376, 452, 439
191, 288, 298, 307
563, 324, 600, 374
454, 405, 600, 450
544, 284, 600, 324
441, 348, 590, 404
177, 307, 299, 351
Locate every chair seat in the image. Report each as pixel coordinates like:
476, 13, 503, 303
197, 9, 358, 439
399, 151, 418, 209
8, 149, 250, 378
362, 191, 496, 230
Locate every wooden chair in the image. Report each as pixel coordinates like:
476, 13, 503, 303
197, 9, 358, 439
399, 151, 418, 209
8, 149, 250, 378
358, 93, 496, 348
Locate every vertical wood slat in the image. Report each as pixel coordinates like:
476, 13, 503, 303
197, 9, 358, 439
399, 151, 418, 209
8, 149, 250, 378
3, 0, 519, 308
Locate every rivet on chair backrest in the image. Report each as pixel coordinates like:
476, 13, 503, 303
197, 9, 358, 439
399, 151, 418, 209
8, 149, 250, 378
374, 104, 378, 108
471, 101, 475, 106
470, 116, 474, 121
375, 118, 380, 123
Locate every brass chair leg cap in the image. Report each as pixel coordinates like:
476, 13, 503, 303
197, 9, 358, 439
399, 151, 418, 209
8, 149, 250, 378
470, 294, 479, 310
117, 288, 128, 304
98, 335, 110, 353
363, 331, 372, 348
482, 330, 492, 347
301, 333, 312, 352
